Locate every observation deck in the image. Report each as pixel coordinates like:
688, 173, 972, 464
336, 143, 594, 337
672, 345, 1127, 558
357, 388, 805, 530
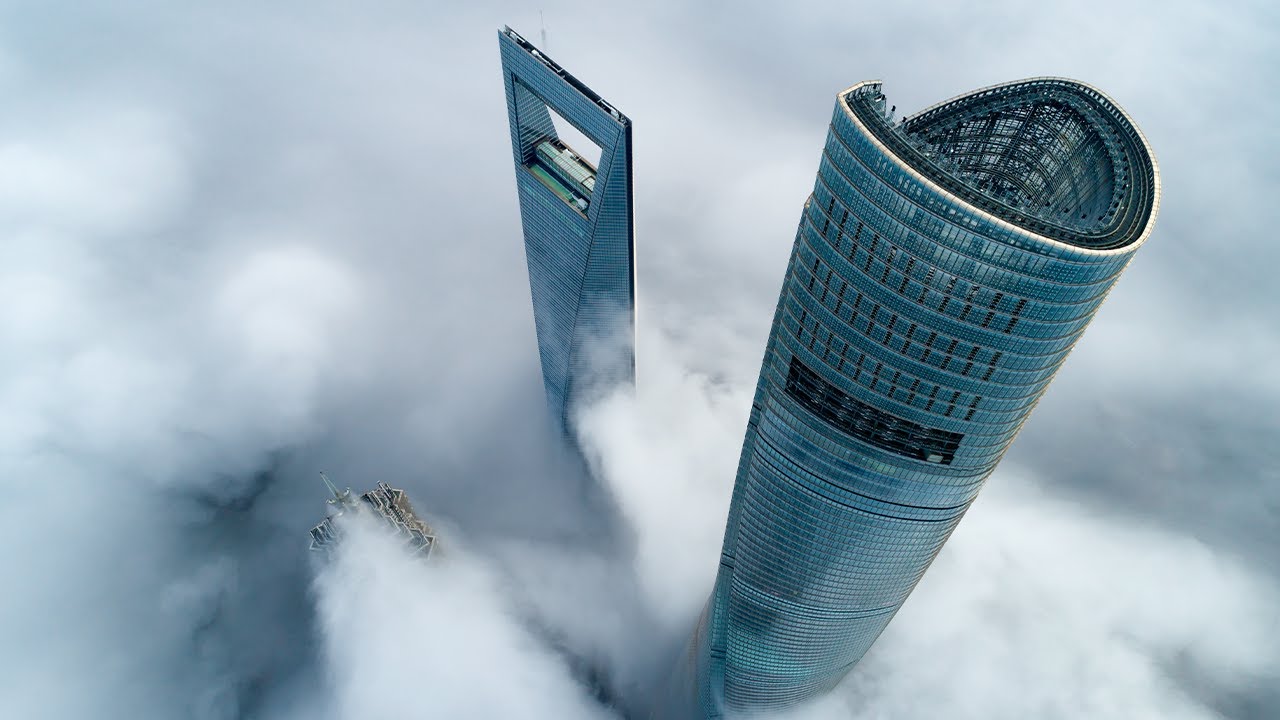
527, 136, 598, 214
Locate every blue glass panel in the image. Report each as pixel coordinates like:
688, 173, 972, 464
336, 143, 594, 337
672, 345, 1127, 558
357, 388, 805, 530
666, 78, 1159, 719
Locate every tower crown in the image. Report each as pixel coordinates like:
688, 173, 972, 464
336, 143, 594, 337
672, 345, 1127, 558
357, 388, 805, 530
846, 78, 1159, 251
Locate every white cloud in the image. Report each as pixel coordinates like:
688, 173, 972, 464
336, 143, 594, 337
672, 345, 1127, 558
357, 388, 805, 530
314, 517, 613, 720
827, 476, 1279, 720
569, 323, 1280, 720
578, 325, 746, 631
0, 2, 1275, 719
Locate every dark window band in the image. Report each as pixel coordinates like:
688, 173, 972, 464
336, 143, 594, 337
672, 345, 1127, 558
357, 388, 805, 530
785, 358, 962, 464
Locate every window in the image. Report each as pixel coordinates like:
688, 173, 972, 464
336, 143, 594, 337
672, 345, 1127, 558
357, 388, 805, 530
785, 358, 963, 465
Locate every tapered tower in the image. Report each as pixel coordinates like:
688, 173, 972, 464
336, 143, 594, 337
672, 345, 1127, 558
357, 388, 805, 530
499, 27, 635, 438
669, 78, 1160, 717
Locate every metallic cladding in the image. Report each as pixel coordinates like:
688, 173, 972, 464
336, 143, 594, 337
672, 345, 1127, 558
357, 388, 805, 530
672, 79, 1159, 718
499, 27, 635, 438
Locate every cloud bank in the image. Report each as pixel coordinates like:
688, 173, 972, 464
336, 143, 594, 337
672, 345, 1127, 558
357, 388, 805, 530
315, 518, 613, 720
574, 325, 1280, 720
0, 1, 1276, 719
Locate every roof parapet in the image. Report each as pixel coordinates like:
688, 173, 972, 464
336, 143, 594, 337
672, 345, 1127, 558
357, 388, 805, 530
842, 78, 1159, 252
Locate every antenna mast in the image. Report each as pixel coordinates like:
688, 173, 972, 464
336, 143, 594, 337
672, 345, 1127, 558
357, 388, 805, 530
320, 471, 340, 497
320, 472, 355, 509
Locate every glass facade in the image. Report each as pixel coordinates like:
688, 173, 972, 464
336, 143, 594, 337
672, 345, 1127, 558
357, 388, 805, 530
499, 27, 635, 437
667, 78, 1160, 718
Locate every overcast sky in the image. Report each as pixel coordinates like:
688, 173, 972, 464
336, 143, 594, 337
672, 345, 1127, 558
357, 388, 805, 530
0, 1, 1276, 719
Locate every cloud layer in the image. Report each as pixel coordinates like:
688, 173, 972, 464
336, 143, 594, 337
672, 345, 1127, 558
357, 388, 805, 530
0, 1, 1276, 719
575, 325, 1280, 719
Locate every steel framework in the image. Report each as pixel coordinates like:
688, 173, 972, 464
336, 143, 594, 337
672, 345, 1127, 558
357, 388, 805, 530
848, 78, 1158, 249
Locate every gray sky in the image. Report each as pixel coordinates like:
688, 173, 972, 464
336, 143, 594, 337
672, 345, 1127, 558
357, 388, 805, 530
0, 1, 1276, 718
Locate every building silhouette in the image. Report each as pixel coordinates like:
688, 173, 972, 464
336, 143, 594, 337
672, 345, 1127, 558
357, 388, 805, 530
667, 78, 1160, 717
309, 474, 437, 558
498, 27, 635, 438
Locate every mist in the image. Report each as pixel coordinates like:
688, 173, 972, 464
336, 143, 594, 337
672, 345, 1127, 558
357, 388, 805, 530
1, 1, 1276, 719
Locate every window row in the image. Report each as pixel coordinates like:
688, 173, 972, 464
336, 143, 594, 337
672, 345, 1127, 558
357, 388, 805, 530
795, 309, 1007, 416
795, 260, 1009, 386
781, 312, 1060, 455
760, 395, 1010, 482
792, 305, 985, 421
805, 191, 1097, 335
828, 108, 1138, 279
785, 358, 965, 464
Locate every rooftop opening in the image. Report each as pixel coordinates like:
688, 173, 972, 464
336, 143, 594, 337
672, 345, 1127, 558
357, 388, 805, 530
511, 76, 602, 216
911, 101, 1117, 231
548, 104, 601, 167
844, 79, 1158, 250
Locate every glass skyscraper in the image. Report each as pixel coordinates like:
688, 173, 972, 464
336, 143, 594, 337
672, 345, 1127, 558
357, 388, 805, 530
667, 78, 1160, 718
499, 27, 635, 438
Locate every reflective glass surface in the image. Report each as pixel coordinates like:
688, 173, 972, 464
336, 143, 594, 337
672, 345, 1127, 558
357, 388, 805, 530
673, 79, 1158, 718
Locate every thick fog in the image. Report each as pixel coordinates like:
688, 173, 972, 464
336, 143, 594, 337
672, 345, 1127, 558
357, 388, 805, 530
1, 1, 1276, 719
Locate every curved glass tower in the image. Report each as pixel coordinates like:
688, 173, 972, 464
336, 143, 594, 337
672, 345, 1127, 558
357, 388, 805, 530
670, 78, 1160, 717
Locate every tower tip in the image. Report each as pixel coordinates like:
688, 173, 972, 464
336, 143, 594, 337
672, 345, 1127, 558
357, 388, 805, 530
320, 471, 342, 499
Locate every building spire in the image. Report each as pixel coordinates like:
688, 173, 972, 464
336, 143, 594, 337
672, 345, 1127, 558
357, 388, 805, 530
319, 471, 356, 510
319, 471, 340, 498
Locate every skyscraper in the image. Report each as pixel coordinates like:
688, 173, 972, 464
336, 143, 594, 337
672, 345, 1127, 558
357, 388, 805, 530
669, 78, 1160, 717
309, 474, 437, 558
499, 27, 635, 438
